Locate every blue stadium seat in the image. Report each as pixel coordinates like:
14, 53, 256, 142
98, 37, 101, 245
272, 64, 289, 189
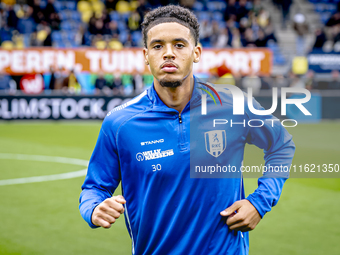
212, 11, 224, 21
119, 30, 129, 44
274, 54, 286, 65
52, 31, 62, 41
320, 12, 332, 23
0, 29, 11, 41
71, 11, 81, 22
192, 2, 204, 11
40, 0, 47, 8
196, 11, 211, 21
117, 20, 127, 30
110, 11, 120, 21
314, 3, 325, 12
67, 31, 76, 41
54, 1, 63, 12
207, 2, 225, 12
131, 31, 142, 44
120, 12, 131, 22
60, 22, 72, 31
66, 1, 76, 10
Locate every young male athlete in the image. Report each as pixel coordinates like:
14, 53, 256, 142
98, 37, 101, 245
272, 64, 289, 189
79, 5, 295, 254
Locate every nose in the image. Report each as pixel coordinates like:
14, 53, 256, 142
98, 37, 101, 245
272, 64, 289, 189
163, 44, 175, 60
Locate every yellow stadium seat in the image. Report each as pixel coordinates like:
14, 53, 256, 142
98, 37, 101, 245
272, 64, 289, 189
116, 1, 130, 13
108, 40, 123, 50
16, 9, 24, 18
130, 1, 140, 11
92, 1, 104, 12
16, 41, 25, 49
95, 40, 107, 50
82, 10, 93, 23
37, 30, 48, 42
77, 1, 91, 13
1, 41, 14, 50
3, 0, 16, 5
292, 56, 308, 75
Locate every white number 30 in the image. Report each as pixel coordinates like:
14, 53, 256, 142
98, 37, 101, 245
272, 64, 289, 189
152, 164, 162, 171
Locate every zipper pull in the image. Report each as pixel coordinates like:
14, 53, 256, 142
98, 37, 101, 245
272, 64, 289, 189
179, 113, 182, 124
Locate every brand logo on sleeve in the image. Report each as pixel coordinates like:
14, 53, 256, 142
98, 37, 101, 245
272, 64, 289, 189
136, 149, 174, 161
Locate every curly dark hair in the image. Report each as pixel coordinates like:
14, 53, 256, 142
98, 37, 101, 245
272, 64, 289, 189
141, 5, 200, 48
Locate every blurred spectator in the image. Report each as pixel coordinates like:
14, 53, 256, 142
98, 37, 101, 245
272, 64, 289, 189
224, 0, 238, 21
112, 75, 123, 95
49, 66, 56, 90
215, 28, 229, 48
137, 0, 150, 24
242, 28, 256, 47
95, 72, 112, 95
279, 0, 292, 29
255, 29, 268, 47
236, 0, 249, 23
45, 0, 60, 30
313, 28, 327, 50
230, 28, 242, 48
329, 70, 340, 90
124, 33, 137, 47
0, 74, 11, 90
210, 21, 221, 47
54, 67, 68, 90
257, 9, 269, 28
17, 6, 36, 35
199, 20, 212, 47
304, 70, 316, 91
106, 20, 120, 39
263, 18, 277, 43
68, 70, 81, 94
128, 10, 142, 31
32, 0, 45, 25
325, 12, 340, 27
239, 17, 249, 35
6, 6, 18, 30
293, 13, 309, 55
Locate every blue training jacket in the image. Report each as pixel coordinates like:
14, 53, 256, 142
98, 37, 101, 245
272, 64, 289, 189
79, 78, 295, 255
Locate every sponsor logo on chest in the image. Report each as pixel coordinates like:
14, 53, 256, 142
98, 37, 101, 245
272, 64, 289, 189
136, 149, 174, 161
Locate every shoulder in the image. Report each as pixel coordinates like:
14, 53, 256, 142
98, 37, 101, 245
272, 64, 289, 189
102, 90, 151, 134
197, 80, 246, 106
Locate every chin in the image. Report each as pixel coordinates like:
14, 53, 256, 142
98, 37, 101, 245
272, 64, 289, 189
159, 77, 182, 88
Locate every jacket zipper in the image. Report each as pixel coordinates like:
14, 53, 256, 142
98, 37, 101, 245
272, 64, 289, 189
178, 113, 186, 150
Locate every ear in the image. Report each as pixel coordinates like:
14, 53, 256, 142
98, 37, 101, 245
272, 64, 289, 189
143, 48, 149, 65
193, 44, 202, 63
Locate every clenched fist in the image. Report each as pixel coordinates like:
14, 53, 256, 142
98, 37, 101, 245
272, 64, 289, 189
92, 195, 126, 228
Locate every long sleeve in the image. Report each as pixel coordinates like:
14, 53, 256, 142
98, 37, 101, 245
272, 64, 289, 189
79, 119, 121, 228
244, 96, 295, 217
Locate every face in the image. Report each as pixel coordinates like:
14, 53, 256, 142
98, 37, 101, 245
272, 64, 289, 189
143, 22, 201, 88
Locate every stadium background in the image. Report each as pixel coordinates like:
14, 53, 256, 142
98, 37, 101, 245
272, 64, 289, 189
0, 0, 339, 254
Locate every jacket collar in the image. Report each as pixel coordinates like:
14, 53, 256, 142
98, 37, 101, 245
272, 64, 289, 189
147, 76, 205, 112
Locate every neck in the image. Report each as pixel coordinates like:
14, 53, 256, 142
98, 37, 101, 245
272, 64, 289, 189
154, 74, 194, 113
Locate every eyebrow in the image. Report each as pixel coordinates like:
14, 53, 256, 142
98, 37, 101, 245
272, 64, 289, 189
149, 38, 190, 46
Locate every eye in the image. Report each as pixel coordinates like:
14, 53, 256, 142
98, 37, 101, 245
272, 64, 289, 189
175, 44, 184, 49
153, 45, 162, 49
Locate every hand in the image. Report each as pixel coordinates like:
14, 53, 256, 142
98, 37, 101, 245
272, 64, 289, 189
92, 195, 126, 228
220, 199, 261, 232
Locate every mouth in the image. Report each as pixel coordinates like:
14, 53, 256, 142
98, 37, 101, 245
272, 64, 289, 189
161, 62, 178, 73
